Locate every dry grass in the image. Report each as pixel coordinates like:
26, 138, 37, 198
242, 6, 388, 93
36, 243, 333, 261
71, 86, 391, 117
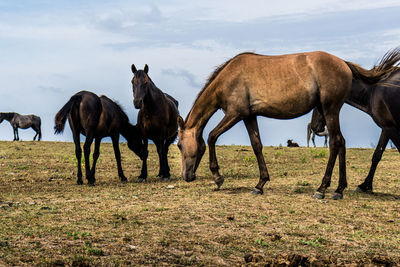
0, 141, 399, 266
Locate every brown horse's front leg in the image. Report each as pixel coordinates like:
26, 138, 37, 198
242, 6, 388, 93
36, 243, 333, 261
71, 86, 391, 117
73, 132, 83, 185
244, 116, 269, 195
207, 114, 241, 190
111, 134, 127, 182
90, 138, 102, 182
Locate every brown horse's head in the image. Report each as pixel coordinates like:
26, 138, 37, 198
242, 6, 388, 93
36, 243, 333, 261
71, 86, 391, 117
177, 116, 206, 182
131, 64, 150, 109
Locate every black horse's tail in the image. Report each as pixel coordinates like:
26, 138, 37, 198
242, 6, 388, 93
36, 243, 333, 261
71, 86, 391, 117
54, 95, 82, 134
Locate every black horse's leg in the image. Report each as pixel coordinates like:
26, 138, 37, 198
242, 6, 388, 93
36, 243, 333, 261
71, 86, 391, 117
244, 116, 269, 194
207, 114, 241, 189
162, 133, 177, 181
138, 138, 148, 182
314, 112, 346, 200
312, 132, 316, 147
90, 138, 101, 182
83, 134, 95, 185
356, 131, 388, 193
111, 134, 127, 182
14, 127, 19, 141
155, 140, 165, 178
12, 127, 17, 141
324, 134, 328, 148
72, 131, 83, 185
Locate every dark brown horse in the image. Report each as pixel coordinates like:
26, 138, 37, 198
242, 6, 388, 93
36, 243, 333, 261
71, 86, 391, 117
177, 51, 392, 199
131, 64, 179, 182
307, 108, 328, 147
54, 91, 145, 185
310, 47, 400, 193
0, 112, 41, 141
287, 139, 299, 147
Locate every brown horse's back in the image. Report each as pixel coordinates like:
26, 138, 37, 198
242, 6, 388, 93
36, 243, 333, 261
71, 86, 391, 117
208, 51, 351, 119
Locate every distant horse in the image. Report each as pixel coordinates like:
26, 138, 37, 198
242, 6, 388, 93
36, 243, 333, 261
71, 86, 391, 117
131, 64, 179, 182
0, 112, 41, 141
54, 91, 145, 185
287, 139, 299, 147
311, 47, 400, 193
307, 108, 329, 147
177, 51, 393, 199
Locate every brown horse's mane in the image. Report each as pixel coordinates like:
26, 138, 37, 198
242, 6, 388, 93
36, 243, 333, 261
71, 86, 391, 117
194, 52, 257, 103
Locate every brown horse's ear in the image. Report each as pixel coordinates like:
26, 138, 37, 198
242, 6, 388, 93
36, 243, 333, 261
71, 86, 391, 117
144, 64, 149, 74
131, 64, 137, 74
177, 115, 185, 130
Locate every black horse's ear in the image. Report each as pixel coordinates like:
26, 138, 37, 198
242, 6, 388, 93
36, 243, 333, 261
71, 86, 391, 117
144, 64, 149, 74
131, 64, 137, 74
177, 115, 185, 130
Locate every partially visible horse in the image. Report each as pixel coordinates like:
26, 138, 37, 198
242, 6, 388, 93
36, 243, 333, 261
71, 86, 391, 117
311, 47, 400, 193
54, 91, 145, 185
177, 51, 393, 199
307, 108, 329, 147
287, 139, 299, 147
131, 64, 179, 182
0, 112, 41, 141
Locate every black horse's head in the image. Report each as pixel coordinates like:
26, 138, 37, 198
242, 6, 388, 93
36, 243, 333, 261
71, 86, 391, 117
131, 64, 150, 109
125, 124, 146, 159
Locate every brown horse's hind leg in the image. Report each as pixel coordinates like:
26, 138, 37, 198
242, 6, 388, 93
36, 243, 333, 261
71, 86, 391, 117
314, 112, 346, 200
244, 116, 269, 195
90, 138, 102, 182
207, 114, 241, 190
72, 131, 83, 185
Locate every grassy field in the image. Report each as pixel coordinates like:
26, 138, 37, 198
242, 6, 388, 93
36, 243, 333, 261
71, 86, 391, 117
0, 140, 399, 266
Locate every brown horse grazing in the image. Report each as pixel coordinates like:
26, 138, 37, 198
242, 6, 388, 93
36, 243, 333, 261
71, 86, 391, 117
54, 91, 145, 185
0, 112, 41, 141
131, 64, 179, 182
307, 108, 328, 147
177, 51, 391, 199
311, 47, 400, 193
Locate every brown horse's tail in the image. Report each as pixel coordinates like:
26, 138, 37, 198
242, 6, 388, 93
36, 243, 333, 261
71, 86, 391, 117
307, 122, 311, 147
345, 59, 397, 84
54, 95, 82, 134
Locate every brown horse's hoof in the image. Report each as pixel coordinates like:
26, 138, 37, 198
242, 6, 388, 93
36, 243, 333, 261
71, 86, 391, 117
137, 178, 146, 183
77, 180, 83, 185
162, 177, 171, 182
251, 188, 263, 195
88, 183, 95, 187
312, 191, 325, 199
332, 192, 343, 200
121, 178, 128, 183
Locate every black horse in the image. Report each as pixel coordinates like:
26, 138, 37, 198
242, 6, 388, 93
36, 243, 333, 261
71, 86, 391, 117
131, 64, 179, 182
307, 109, 328, 147
54, 91, 145, 185
311, 47, 400, 193
0, 112, 41, 141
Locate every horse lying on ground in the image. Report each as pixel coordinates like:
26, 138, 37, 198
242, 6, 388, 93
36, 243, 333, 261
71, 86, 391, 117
0, 112, 41, 141
54, 90, 145, 185
131, 64, 179, 182
307, 109, 328, 147
177, 50, 393, 199
287, 140, 299, 147
310, 47, 400, 193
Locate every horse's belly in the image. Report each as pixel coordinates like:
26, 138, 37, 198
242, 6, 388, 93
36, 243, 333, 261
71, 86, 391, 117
250, 89, 316, 119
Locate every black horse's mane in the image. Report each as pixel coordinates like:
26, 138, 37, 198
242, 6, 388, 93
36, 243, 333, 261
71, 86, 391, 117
373, 47, 400, 73
0, 112, 16, 120
100, 96, 130, 124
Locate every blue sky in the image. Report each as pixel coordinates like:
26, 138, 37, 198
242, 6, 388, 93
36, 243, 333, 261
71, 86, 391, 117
0, 0, 399, 147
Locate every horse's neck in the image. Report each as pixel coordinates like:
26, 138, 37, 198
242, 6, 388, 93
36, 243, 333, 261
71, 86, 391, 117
345, 80, 372, 114
1, 112, 16, 121
185, 88, 219, 135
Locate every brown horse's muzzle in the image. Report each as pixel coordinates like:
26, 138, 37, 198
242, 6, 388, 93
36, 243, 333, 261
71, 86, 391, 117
133, 99, 143, 109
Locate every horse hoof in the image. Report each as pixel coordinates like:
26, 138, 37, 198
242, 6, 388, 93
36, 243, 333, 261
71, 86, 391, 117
215, 177, 224, 190
88, 183, 95, 187
312, 191, 325, 199
77, 180, 83, 185
137, 178, 146, 183
121, 178, 128, 183
162, 177, 171, 182
332, 192, 343, 200
251, 188, 263, 195
355, 187, 373, 194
